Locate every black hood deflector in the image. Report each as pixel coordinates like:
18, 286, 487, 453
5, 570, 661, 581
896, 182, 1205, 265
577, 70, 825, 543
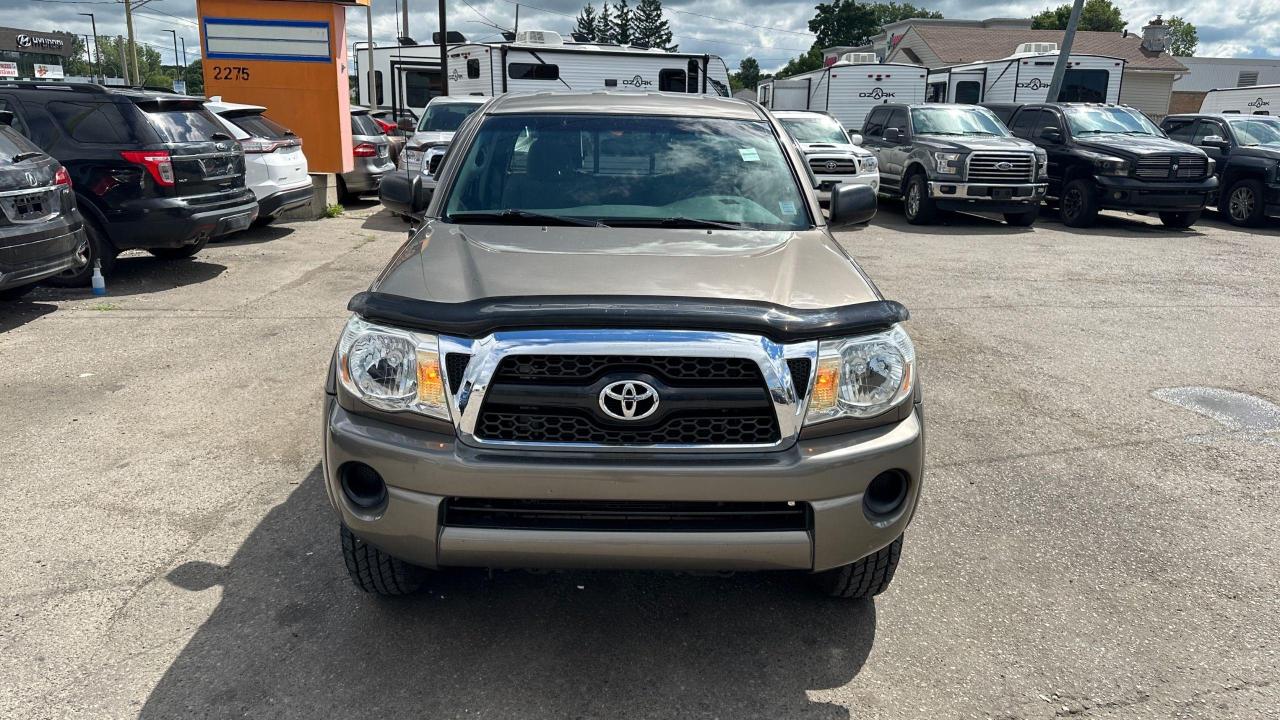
349, 292, 910, 342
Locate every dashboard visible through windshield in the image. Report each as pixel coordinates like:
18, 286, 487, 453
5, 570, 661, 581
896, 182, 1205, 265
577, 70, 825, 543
442, 113, 812, 231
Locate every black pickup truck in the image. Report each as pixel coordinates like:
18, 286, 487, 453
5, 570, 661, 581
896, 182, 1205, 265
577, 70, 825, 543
1161, 113, 1280, 226
860, 103, 1047, 226
1005, 103, 1217, 228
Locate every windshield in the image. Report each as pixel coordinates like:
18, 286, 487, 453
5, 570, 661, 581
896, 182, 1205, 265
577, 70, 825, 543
1064, 106, 1162, 137
418, 102, 482, 133
350, 112, 383, 137
442, 113, 811, 231
910, 106, 1009, 136
1227, 117, 1280, 146
780, 116, 849, 144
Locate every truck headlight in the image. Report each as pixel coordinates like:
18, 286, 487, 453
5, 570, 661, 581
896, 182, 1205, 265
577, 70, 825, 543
804, 324, 915, 425
1206, 158, 1216, 175
1092, 155, 1130, 176
336, 317, 450, 421
933, 152, 962, 175
860, 155, 878, 172
1035, 150, 1047, 178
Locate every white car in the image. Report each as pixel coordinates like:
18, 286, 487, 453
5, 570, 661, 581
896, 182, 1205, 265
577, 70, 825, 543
399, 96, 488, 176
774, 110, 879, 202
205, 98, 312, 225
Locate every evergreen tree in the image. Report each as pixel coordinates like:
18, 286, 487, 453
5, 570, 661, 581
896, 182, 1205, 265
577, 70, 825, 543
575, 4, 600, 41
613, 0, 634, 45
633, 0, 675, 50
598, 2, 615, 42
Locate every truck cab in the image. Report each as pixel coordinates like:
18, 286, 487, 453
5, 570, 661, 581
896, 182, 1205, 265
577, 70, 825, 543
1162, 113, 1280, 227
860, 103, 1046, 226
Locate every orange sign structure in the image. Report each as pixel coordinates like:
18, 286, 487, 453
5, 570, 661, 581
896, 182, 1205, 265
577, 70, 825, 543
196, 0, 369, 173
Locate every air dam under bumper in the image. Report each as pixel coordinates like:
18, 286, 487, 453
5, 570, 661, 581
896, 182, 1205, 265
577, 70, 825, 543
323, 398, 924, 573
1095, 175, 1217, 211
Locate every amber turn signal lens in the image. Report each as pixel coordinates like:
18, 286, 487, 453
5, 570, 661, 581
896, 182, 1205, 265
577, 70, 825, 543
416, 349, 445, 406
810, 356, 841, 413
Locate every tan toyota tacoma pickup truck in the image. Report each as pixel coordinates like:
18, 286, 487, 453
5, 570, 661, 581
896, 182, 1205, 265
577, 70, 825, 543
324, 92, 924, 599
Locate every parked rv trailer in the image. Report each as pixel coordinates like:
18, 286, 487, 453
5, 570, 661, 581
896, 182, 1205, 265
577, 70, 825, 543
925, 45, 1125, 105
757, 55, 928, 137
1199, 85, 1280, 115
356, 32, 731, 117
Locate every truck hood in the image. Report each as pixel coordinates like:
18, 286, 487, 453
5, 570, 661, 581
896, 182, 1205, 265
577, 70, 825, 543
370, 224, 882, 309
1228, 144, 1280, 161
798, 142, 872, 157
406, 130, 455, 148
1075, 134, 1208, 158
914, 134, 1036, 152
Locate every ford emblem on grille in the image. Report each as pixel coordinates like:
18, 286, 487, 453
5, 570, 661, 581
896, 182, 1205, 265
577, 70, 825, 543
599, 380, 659, 421
995, 161, 1013, 171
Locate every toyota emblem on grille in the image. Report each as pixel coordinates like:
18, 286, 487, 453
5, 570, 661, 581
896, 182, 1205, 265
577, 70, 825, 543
599, 381, 659, 421
825, 160, 839, 171
995, 161, 1013, 171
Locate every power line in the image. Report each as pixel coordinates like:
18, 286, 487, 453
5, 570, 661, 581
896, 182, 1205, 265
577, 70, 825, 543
133, 8, 198, 27
674, 10, 815, 37
459, 0, 510, 32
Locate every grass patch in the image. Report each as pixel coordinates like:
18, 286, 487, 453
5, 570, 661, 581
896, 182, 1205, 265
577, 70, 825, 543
324, 203, 344, 218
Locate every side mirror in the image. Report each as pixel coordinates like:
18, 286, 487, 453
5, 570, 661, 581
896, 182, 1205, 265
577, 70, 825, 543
0, 110, 12, 127
410, 183, 434, 215
397, 117, 416, 131
828, 183, 876, 229
883, 127, 904, 144
847, 131, 863, 146
1199, 134, 1229, 149
1039, 127, 1063, 143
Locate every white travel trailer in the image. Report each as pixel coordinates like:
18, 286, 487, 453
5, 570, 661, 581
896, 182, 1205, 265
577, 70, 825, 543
756, 53, 928, 134
925, 44, 1125, 104
356, 31, 732, 116
1199, 84, 1280, 115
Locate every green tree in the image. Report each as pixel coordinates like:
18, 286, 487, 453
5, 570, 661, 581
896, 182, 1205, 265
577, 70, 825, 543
808, 0, 942, 49
731, 56, 763, 90
777, 47, 825, 78
613, 0, 634, 45
598, 2, 615, 42
575, 3, 599, 41
185, 59, 205, 95
1031, 0, 1125, 32
1166, 15, 1197, 56
632, 0, 675, 50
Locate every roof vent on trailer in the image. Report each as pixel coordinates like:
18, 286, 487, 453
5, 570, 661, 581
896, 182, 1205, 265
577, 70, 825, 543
1013, 42, 1059, 56
514, 30, 565, 46
840, 52, 879, 64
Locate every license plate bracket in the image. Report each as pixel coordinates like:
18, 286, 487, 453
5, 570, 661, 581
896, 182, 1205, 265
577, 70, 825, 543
991, 188, 1014, 200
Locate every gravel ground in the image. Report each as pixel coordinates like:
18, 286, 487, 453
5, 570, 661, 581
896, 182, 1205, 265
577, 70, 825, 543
1, 202, 1276, 719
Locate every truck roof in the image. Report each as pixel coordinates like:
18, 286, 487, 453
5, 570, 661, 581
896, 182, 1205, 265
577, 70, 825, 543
484, 91, 765, 121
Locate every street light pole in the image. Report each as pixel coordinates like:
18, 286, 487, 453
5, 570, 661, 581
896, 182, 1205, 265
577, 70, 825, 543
179, 37, 187, 88
438, 0, 449, 96
165, 29, 179, 86
78, 12, 101, 83
1045, 0, 1084, 102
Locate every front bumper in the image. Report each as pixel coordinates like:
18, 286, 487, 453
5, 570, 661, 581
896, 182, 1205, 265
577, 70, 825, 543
929, 180, 1047, 212
815, 172, 880, 202
1094, 175, 1217, 211
323, 398, 925, 573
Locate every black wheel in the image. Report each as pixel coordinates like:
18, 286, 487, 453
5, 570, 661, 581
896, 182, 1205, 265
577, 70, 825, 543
336, 176, 357, 205
148, 236, 209, 260
251, 215, 275, 228
1159, 210, 1201, 229
0, 282, 37, 300
1004, 208, 1039, 226
1059, 178, 1099, 228
1224, 179, 1265, 227
340, 524, 428, 596
902, 173, 938, 225
813, 535, 903, 599
45, 221, 111, 288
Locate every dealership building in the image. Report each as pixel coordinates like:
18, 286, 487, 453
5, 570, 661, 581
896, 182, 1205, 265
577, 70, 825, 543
0, 26, 77, 80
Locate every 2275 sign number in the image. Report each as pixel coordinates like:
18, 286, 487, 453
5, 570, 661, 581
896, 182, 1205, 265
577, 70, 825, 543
212, 65, 250, 81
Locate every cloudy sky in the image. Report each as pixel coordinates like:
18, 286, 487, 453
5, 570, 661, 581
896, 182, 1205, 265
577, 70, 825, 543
13, 0, 1280, 72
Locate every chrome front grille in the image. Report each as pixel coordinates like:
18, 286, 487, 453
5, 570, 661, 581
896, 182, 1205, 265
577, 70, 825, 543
965, 153, 1035, 182
809, 157, 859, 175
1134, 155, 1208, 180
441, 330, 816, 451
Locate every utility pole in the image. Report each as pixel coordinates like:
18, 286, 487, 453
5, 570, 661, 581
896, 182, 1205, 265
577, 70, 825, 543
438, 0, 449, 96
78, 12, 101, 82
365, 5, 376, 106
401, 0, 410, 44
1045, 0, 1084, 103
514, 4, 520, 34
180, 36, 187, 85
165, 29, 179, 84
118, 35, 131, 86
124, 0, 139, 85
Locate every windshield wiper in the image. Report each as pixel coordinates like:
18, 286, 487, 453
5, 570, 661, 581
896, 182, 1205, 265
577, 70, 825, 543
449, 210, 607, 227
628, 216, 752, 230
9, 151, 43, 163
962, 131, 999, 135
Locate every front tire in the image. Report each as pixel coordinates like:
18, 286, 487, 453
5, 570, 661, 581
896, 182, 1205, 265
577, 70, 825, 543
903, 173, 938, 225
1224, 179, 1265, 227
1004, 208, 1039, 226
336, 176, 358, 205
1159, 210, 1201, 228
340, 524, 428, 596
812, 535, 903, 599
1059, 178, 1099, 228
148, 236, 209, 260
45, 221, 111, 288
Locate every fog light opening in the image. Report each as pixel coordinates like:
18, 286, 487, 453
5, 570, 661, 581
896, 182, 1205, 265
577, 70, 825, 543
340, 462, 387, 510
863, 470, 909, 517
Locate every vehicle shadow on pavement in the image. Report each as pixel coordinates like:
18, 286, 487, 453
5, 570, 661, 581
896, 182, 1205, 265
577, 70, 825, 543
212, 225, 296, 247
0, 300, 56, 333
876, 200, 1039, 235
142, 467, 877, 720
361, 207, 416, 233
80, 257, 227, 298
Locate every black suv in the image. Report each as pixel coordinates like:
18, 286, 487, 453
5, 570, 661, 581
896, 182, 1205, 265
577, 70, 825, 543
0, 83, 258, 284
1006, 103, 1217, 228
1162, 113, 1280, 227
860, 103, 1047, 226
0, 111, 86, 298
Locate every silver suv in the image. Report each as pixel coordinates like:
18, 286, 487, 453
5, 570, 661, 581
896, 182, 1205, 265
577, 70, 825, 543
324, 92, 923, 599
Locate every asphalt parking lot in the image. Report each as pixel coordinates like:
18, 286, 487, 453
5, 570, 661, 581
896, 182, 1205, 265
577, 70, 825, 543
2, 202, 1277, 719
